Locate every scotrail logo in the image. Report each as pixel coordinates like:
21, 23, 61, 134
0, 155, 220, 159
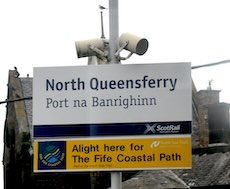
38, 141, 66, 170
144, 123, 181, 134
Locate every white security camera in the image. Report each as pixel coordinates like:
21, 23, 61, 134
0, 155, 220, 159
119, 33, 149, 55
75, 38, 105, 58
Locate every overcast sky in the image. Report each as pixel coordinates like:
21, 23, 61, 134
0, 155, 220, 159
0, 0, 230, 187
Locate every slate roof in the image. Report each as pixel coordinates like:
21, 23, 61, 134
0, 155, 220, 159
20, 77, 33, 126
120, 170, 189, 189
20, 77, 33, 140
174, 152, 230, 187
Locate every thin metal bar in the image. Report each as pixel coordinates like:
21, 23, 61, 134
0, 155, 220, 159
100, 11, 105, 39
192, 59, 230, 69
0, 97, 32, 105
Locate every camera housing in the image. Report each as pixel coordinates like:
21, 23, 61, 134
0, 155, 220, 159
75, 38, 105, 58
119, 33, 149, 55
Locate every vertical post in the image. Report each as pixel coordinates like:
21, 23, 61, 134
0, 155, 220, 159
111, 172, 122, 189
109, 0, 119, 64
109, 0, 122, 188
100, 11, 105, 39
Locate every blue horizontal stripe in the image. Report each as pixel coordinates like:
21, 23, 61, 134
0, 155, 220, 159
33, 121, 191, 138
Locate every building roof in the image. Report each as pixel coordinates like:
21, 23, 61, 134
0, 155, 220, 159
121, 170, 189, 189
20, 78, 33, 124
175, 152, 230, 187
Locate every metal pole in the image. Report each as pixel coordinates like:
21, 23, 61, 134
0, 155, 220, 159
100, 11, 105, 39
111, 172, 122, 189
109, 0, 119, 64
109, 0, 122, 188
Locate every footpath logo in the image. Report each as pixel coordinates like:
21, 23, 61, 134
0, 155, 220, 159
144, 123, 181, 134
38, 141, 66, 170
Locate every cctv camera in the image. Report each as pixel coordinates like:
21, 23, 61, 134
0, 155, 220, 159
119, 33, 149, 55
75, 38, 104, 58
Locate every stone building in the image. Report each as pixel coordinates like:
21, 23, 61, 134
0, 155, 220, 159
3, 69, 230, 188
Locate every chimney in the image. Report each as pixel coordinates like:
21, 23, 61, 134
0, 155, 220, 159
196, 90, 221, 147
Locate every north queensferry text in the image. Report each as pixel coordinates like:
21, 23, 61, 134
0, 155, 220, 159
45, 75, 178, 92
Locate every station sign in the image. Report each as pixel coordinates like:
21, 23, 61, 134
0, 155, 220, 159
33, 63, 191, 136
33, 63, 192, 172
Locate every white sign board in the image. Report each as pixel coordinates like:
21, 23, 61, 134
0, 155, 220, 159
33, 63, 192, 172
33, 63, 191, 126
